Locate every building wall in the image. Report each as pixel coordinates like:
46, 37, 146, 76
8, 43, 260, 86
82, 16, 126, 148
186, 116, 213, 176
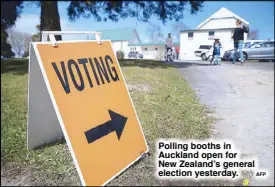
141, 46, 166, 60
197, 7, 250, 30
129, 46, 142, 52
127, 45, 166, 60
180, 29, 246, 60
112, 41, 129, 58
199, 18, 238, 29
179, 8, 250, 60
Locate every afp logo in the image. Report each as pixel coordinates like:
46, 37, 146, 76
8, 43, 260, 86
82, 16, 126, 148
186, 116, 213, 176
256, 171, 267, 177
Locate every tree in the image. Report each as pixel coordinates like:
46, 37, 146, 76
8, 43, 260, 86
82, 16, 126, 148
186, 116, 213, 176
170, 22, 190, 41
31, 25, 41, 42
3, 1, 204, 43
146, 22, 164, 43
248, 29, 259, 40
1, 1, 23, 29
40, 1, 62, 40
1, 31, 14, 58
7, 29, 32, 57
23, 33, 32, 57
66, 1, 203, 23
32, 1, 203, 41
1, 1, 23, 58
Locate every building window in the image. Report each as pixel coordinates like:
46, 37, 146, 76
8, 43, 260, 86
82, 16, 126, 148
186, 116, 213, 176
155, 48, 158, 51
209, 31, 215, 39
188, 32, 193, 40
145, 48, 147, 51
130, 47, 137, 51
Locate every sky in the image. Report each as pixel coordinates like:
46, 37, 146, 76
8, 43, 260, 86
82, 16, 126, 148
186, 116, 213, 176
13, 1, 274, 41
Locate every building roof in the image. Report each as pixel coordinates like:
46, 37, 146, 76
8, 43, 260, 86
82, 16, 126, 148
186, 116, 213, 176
180, 27, 236, 33
95, 27, 140, 41
128, 41, 180, 46
197, 7, 249, 29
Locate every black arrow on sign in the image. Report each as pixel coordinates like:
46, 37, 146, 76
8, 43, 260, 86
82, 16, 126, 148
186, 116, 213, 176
85, 110, 128, 144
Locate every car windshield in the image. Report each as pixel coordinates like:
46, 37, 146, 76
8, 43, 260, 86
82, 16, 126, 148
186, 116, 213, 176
250, 42, 265, 48
247, 42, 262, 48
244, 42, 251, 48
199, 45, 212, 49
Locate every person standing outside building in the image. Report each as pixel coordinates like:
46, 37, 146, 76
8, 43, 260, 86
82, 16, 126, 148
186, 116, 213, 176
232, 19, 249, 65
212, 37, 222, 65
165, 33, 174, 60
175, 46, 180, 59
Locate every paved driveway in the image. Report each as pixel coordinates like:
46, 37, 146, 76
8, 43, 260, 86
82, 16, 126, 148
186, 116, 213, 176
169, 60, 274, 186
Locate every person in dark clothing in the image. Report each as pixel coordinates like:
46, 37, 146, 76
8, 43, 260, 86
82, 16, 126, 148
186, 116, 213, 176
232, 19, 249, 65
165, 33, 174, 61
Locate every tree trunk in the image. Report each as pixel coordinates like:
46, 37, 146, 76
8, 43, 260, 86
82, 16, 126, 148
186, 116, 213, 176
40, 1, 62, 41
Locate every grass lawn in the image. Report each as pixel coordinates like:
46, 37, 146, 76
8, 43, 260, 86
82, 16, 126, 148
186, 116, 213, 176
1, 58, 215, 186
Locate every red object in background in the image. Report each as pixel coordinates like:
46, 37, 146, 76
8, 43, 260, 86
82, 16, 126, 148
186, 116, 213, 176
176, 46, 180, 53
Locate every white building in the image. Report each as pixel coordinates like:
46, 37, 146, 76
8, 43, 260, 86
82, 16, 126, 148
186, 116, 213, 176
128, 42, 180, 60
95, 27, 141, 56
94, 27, 180, 60
180, 7, 250, 60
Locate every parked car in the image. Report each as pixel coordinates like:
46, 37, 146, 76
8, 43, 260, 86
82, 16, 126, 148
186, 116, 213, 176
223, 41, 274, 62
223, 40, 265, 61
222, 41, 252, 61
128, 51, 143, 59
194, 45, 213, 60
243, 40, 265, 48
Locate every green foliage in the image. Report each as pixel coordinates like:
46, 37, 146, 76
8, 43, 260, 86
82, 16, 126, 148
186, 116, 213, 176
67, 1, 204, 24
1, 1, 204, 45
1, 31, 14, 58
31, 25, 41, 42
1, 1, 23, 30
1, 1, 23, 58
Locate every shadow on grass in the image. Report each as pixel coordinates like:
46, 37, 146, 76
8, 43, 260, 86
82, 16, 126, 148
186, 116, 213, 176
33, 137, 66, 150
1, 58, 212, 76
119, 59, 211, 69
119, 59, 171, 69
1, 58, 29, 75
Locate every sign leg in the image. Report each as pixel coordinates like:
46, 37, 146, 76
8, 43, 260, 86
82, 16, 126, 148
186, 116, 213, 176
27, 45, 63, 149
